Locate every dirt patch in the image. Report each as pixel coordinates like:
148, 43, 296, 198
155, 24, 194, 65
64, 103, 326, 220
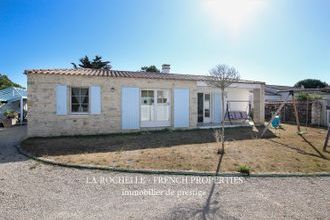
21, 125, 330, 173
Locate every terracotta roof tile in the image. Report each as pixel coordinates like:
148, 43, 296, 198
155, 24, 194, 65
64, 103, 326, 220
24, 68, 264, 84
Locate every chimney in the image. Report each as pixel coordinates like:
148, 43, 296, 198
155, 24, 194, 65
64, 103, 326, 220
161, 64, 170, 73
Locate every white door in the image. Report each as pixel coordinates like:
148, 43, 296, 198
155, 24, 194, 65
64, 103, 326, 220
204, 93, 211, 123
174, 88, 190, 128
122, 87, 140, 129
140, 89, 170, 127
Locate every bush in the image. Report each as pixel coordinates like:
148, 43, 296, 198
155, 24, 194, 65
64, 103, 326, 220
3, 110, 18, 119
238, 165, 250, 175
296, 92, 322, 101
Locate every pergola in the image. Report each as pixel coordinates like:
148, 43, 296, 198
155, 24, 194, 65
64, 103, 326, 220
0, 87, 27, 125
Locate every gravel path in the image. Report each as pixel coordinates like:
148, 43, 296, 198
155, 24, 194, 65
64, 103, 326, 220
0, 126, 329, 220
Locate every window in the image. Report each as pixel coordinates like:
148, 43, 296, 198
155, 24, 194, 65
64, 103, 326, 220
141, 90, 154, 105
71, 87, 89, 113
157, 90, 168, 104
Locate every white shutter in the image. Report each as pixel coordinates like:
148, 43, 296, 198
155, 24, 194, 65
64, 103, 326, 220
212, 92, 221, 123
174, 88, 190, 128
56, 85, 67, 115
122, 87, 140, 129
90, 86, 101, 114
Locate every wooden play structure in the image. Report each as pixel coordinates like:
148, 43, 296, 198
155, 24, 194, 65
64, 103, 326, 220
324, 126, 330, 152
262, 88, 330, 149
261, 90, 302, 137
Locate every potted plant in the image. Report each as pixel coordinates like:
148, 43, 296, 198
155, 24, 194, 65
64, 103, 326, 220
2, 110, 18, 127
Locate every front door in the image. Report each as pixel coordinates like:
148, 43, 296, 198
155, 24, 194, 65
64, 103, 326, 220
197, 93, 211, 123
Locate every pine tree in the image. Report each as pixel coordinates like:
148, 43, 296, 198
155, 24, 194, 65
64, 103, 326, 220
71, 55, 112, 70
140, 65, 160, 72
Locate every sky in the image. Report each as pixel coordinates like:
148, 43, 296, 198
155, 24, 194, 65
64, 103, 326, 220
0, 0, 329, 87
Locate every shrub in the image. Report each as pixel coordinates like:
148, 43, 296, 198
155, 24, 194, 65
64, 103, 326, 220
238, 165, 250, 175
296, 92, 322, 101
3, 110, 18, 119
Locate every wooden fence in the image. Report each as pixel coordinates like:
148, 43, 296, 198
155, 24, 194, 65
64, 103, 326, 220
265, 101, 313, 125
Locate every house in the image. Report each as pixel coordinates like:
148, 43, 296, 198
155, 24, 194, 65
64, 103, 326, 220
0, 86, 27, 125
25, 64, 265, 137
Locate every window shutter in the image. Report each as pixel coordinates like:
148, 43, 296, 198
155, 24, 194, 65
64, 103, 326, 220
90, 86, 101, 114
173, 88, 190, 128
56, 85, 67, 115
212, 92, 221, 123
122, 87, 140, 129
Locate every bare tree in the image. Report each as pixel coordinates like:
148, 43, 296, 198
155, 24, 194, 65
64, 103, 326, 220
207, 64, 240, 154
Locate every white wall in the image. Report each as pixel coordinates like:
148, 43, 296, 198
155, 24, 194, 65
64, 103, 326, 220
226, 88, 251, 112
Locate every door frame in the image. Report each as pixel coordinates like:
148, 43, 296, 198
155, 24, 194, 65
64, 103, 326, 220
197, 92, 212, 123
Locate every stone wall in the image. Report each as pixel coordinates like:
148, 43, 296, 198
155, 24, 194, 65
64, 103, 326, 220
311, 101, 322, 125
253, 85, 265, 125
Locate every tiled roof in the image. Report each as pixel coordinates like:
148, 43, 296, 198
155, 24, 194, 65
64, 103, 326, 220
265, 84, 293, 91
24, 68, 264, 84
265, 91, 281, 96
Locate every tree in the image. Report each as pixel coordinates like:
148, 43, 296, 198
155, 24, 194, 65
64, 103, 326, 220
207, 64, 240, 154
141, 65, 160, 72
294, 79, 328, 88
0, 74, 23, 90
71, 55, 112, 70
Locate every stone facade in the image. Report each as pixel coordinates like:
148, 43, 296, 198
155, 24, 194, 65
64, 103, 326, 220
253, 85, 265, 125
27, 73, 265, 137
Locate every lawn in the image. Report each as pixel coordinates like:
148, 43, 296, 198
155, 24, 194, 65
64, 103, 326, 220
21, 124, 330, 173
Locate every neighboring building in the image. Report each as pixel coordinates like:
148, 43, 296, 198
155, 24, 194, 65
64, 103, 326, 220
318, 87, 330, 127
26, 65, 265, 137
0, 87, 27, 125
265, 84, 293, 102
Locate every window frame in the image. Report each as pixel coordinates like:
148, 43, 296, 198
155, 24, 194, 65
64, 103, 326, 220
69, 86, 90, 114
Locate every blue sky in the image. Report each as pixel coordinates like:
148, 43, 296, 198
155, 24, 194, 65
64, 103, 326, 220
0, 0, 329, 87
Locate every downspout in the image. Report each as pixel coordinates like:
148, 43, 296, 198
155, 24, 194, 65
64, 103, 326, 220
20, 97, 23, 125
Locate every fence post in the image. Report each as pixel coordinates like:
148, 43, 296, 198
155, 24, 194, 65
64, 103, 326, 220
324, 127, 330, 152
292, 93, 301, 133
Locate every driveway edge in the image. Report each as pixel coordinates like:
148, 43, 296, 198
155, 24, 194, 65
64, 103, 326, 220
17, 144, 330, 177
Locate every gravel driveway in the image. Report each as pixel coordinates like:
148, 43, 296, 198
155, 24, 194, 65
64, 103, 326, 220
0, 126, 329, 220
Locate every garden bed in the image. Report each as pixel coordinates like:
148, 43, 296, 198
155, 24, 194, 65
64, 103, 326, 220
21, 124, 330, 173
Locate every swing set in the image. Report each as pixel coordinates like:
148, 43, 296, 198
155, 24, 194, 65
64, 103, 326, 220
260, 88, 329, 152
224, 100, 251, 125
